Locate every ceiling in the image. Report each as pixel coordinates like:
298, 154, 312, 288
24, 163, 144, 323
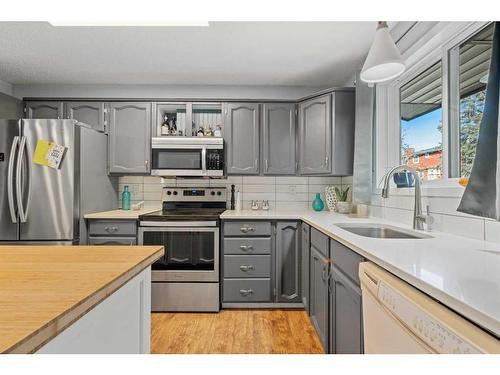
0, 22, 380, 87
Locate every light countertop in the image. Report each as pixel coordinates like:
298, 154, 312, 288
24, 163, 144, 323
0, 245, 163, 353
221, 209, 500, 338
84, 208, 158, 220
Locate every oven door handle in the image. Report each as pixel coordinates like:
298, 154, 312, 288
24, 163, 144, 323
140, 221, 218, 227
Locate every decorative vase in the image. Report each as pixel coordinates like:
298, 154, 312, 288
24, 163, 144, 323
336, 201, 352, 214
324, 186, 338, 211
312, 193, 325, 212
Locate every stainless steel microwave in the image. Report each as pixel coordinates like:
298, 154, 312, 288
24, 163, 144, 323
151, 137, 224, 177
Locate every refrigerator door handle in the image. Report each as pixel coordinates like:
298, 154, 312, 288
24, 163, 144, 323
16, 135, 32, 223
7, 136, 20, 223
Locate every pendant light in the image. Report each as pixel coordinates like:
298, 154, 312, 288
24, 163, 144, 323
360, 21, 405, 84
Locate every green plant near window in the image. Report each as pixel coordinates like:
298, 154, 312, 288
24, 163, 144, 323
334, 186, 350, 202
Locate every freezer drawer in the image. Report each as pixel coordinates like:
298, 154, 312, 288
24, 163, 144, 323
151, 282, 219, 312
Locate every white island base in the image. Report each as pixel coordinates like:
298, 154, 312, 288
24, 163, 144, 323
37, 267, 151, 354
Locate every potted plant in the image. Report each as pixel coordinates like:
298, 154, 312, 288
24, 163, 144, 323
334, 186, 351, 214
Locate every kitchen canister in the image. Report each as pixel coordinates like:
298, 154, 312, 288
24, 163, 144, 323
324, 186, 338, 211
312, 193, 325, 211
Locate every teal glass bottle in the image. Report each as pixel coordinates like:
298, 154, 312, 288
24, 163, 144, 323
122, 185, 131, 210
312, 193, 324, 211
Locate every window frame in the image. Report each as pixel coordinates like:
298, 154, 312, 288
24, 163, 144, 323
374, 21, 491, 197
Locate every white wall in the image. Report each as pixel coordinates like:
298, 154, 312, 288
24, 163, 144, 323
13, 84, 324, 101
118, 175, 352, 211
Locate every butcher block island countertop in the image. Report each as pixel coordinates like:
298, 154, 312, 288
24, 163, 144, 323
0, 245, 164, 354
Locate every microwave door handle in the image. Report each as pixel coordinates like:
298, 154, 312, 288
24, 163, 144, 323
7, 136, 20, 223
201, 147, 207, 175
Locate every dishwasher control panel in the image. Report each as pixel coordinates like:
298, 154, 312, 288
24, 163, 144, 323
378, 281, 482, 354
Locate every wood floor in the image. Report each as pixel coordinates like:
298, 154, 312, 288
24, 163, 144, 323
151, 309, 325, 354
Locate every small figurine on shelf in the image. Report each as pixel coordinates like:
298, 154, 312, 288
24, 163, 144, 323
214, 125, 222, 137
205, 127, 214, 137
161, 114, 170, 135
197, 127, 205, 137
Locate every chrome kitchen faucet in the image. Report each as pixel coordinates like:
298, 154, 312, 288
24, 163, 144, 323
381, 165, 432, 231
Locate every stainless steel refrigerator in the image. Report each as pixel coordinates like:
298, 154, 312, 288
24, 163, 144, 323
0, 119, 118, 244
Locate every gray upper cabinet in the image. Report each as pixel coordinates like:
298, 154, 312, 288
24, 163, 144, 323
298, 94, 331, 175
225, 103, 260, 175
331, 91, 355, 175
309, 245, 329, 351
276, 221, 301, 303
262, 103, 296, 175
25, 101, 64, 119
301, 223, 310, 313
65, 101, 107, 133
108, 102, 151, 174
298, 91, 355, 176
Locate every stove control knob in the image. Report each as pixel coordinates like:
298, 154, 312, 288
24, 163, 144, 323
217, 191, 222, 196
211, 191, 215, 196
173, 191, 178, 195
166, 191, 172, 195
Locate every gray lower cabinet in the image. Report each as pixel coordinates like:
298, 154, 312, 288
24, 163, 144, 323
298, 94, 331, 175
24, 101, 64, 119
328, 238, 364, 354
108, 102, 151, 174
262, 103, 296, 175
225, 103, 260, 175
329, 265, 362, 354
87, 219, 137, 245
276, 222, 301, 302
222, 220, 301, 306
65, 101, 107, 133
301, 223, 310, 313
309, 244, 330, 351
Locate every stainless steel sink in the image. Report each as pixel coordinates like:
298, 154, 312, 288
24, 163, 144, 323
335, 223, 432, 239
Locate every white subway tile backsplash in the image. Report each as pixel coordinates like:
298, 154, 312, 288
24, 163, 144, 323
276, 184, 308, 193
242, 176, 276, 185
309, 176, 342, 185
275, 176, 308, 185
276, 201, 310, 210
119, 176, 144, 184
242, 184, 276, 193
276, 192, 309, 201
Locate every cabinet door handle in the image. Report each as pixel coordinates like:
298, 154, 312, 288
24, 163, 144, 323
105, 226, 118, 233
239, 288, 254, 296
239, 245, 254, 251
325, 156, 329, 167
265, 159, 269, 171
239, 265, 255, 272
240, 225, 254, 233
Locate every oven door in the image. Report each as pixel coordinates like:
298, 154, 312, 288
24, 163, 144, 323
138, 225, 219, 282
151, 147, 206, 176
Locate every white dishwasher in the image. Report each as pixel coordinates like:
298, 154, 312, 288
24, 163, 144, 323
359, 262, 500, 354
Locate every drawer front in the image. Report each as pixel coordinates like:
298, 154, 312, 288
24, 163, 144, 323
224, 221, 272, 237
223, 278, 272, 302
88, 236, 137, 245
224, 238, 271, 255
330, 238, 364, 285
224, 255, 271, 278
88, 220, 137, 236
311, 227, 329, 257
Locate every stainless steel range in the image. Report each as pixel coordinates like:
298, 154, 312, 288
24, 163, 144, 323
138, 186, 226, 312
